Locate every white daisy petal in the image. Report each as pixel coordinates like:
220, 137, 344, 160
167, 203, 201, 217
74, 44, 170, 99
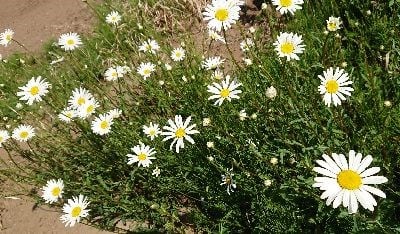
354, 189, 373, 211
332, 189, 344, 208
362, 185, 386, 198
356, 155, 373, 173
313, 167, 337, 178
360, 167, 380, 178
362, 176, 388, 185
342, 189, 350, 208
349, 192, 359, 214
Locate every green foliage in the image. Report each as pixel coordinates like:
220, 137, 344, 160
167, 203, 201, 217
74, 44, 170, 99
0, 0, 399, 233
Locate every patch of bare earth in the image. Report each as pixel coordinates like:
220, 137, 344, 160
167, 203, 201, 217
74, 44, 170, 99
0, 0, 94, 57
0, 1, 113, 233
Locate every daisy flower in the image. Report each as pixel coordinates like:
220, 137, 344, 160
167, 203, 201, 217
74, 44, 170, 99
202, 56, 225, 70
58, 32, 82, 51
318, 67, 354, 107
208, 30, 225, 43
152, 167, 161, 177
91, 114, 113, 135
16, 76, 51, 105
0, 29, 14, 47
104, 67, 119, 81
12, 124, 35, 142
137, 62, 156, 80
60, 194, 90, 227
240, 38, 254, 52
143, 122, 162, 140
0, 130, 10, 147
58, 107, 77, 123
127, 142, 156, 167
105, 11, 121, 25
313, 150, 388, 214
77, 98, 99, 119
326, 16, 342, 32
41, 179, 64, 204
272, 0, 304, 15
273, 32, 305, 61
170, 47, 186, 62
68, 87, 93, 109
203, 0, 244, 32
221, 168, 236, 195
107, 108, 122, 119
212, 70, 224, 80
161, 115, 199, 153
138, 39, 160, 54
207, 75, 242, 106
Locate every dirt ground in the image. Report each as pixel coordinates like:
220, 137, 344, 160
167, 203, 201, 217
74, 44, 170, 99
0, 1, 113, 233
0, 0, 94, 57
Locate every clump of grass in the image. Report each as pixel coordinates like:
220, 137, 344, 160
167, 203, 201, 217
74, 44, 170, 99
0, 0, 400, 232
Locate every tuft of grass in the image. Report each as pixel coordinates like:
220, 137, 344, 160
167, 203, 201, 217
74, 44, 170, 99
0, 0, 400, 232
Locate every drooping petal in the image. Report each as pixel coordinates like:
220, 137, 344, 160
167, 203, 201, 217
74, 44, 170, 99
354, 189, 374, 211
348, 191, 358, 214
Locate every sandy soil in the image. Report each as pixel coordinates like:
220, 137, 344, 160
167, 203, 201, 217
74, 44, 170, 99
0, 1, 113, 233
0, 0, 94, 57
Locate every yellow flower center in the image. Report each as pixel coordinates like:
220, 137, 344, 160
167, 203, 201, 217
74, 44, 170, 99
100, 120, 109, 129
143, 69, 151, 75
175, 52, 181, 58
6, 34, 12, 41
328, 22, 337, 31
280, 0, 292, 7
337, 170, 362, 190
149, 129, 156, 136
325, 79, 339, 93
138, 153, 147, 161
51, 187, 61, 196
71, 206, 82, 218
175, 128, 185, 138
215, 8, 229, 21
280, 42, 294, 54
112, 72, 118, 77
86, 105, 94, 113
19, 131, 29, 139
77, 97, 86, 105
225, 176, 232, 184
111, 16, 117, 21
66, 112, 73, 118
30, 86, 39, 96
0, 136, 3, 142
220, 88, 230, 98
67, 39, 75, 45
